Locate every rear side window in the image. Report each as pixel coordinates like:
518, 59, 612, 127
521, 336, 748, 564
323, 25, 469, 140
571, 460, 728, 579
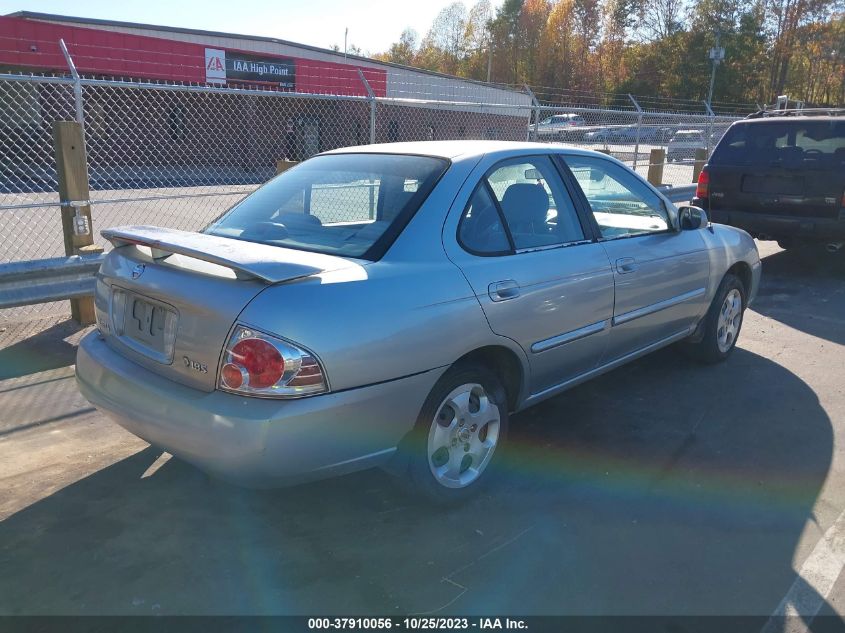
712, 120, 845, 168
457, 155, 585, 255
486, 157, 584, 250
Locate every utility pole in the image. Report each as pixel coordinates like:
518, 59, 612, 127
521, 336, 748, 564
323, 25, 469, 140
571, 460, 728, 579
487, 43, 492, 83
344, 27, 348, 59
707, 30, 724, 108
486, 23, 493, 83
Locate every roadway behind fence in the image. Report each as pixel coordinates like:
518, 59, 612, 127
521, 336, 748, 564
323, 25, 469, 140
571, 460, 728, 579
0, 71, 742, 321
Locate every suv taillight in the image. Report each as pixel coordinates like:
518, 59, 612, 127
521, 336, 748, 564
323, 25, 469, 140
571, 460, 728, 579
218, 325, 327, 398
696, 168, 710, 200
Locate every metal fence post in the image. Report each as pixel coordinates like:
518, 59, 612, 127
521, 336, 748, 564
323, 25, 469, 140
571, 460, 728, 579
52, 121, 101, 325
524, 85, 540, 142
59, 39, 84, 126
629, 94, 643, 169
703, 100, 715, 155
357, 69, 376, 144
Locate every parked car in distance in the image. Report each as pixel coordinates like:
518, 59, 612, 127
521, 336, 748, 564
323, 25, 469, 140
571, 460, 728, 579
694, 110, 845, 251
76, 141, 761, 503
605, 125, 639, 143
534, 114, 586, 137
667, 129, 707, 162
583, 126, 618, 142
636, 125, 675, 144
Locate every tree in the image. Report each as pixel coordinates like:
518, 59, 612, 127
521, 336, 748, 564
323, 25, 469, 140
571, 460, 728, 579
598, 0, 638, 90
369, 0, 843, 108
764, 0, 842, 98
783, 13, 845, 103
462, 0, 494, 79
518, 0, 551, 84
374, 28, 418, 66
419, 1, 468, 74
635, 0, 687, 41
490, 0, 524, 83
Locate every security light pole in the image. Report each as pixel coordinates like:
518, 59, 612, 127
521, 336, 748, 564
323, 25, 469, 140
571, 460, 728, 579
344, 28, 348, 59
707, 30, 724, 109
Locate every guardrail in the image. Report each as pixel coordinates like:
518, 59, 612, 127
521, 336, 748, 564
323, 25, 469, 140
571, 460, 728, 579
0, 254, 104, 310
659, 184, 697, 203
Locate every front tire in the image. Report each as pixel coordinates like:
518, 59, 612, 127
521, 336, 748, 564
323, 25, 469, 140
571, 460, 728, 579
406, 363, 509, 504
681, 273, 746, 364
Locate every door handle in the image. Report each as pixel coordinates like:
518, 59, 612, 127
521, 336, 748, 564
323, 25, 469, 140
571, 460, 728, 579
488, 279, 520, 302
615, 257, 637, 274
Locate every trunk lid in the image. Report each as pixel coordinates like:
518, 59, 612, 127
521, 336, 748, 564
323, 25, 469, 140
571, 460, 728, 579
95, 226, 360, 392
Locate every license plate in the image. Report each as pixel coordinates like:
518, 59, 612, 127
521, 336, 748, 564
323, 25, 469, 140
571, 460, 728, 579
112, 289, 178, 363
126, 297, 170, 350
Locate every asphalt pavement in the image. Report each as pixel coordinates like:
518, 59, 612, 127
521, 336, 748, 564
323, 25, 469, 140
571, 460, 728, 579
0, 241, 843, 621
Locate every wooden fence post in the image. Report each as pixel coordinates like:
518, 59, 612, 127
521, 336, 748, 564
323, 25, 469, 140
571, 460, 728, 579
52, 120, 101, 325
692, 148, 708, 182
276, 159, 297, 175
647, 148, 665, 186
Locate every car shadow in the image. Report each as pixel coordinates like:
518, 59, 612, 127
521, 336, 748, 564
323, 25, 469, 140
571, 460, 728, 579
0, 348, 834, 622
0, 319, 85, 380
752, 245, 845, 345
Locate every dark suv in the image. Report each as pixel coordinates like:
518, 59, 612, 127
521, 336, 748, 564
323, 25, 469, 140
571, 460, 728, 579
693, 110, 845, 251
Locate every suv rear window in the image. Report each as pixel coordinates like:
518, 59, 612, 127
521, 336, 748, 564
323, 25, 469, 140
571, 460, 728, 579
711, 120, 845, 169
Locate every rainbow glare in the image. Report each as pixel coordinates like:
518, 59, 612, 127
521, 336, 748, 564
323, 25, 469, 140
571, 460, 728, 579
490, 432, 818, 517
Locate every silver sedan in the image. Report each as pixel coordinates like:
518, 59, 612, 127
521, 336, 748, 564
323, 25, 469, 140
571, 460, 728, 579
76, 141, 761, 502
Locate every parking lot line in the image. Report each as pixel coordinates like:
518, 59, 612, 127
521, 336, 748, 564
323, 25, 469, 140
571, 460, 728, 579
765, 507, 845, 631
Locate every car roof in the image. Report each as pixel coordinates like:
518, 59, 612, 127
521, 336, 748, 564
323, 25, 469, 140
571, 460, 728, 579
734, 116, 843, 125
324, 140, 611, 163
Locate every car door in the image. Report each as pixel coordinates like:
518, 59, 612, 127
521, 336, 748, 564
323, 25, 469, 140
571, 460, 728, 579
444, 154, 615, 394
560, 154, 710, 362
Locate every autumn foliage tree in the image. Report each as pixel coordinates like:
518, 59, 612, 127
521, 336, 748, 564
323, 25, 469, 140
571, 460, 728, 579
374, 0, 844, 107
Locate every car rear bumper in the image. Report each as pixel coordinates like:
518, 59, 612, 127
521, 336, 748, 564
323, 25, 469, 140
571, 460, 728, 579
76, 331, 442, 487
703, 207, 845, 241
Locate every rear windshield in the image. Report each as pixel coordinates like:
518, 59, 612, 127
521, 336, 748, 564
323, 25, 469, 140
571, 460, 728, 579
711, 120, 845, 168
206, 153, 448, 259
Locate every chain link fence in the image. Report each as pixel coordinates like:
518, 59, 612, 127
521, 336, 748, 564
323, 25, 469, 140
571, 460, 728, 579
0, 70, 743, 322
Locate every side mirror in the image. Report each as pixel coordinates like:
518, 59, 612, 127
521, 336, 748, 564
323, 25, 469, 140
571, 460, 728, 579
678, 205, 709, 231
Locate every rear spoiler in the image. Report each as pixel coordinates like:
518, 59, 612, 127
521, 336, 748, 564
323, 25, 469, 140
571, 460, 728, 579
101, 225, 345, 284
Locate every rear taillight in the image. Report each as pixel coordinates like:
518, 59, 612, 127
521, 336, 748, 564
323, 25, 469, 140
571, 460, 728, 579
696, 168, 710, 200
218, 325, 327, 398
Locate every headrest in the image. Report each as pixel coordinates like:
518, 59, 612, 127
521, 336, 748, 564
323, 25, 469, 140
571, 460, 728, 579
500, 183, 549, 230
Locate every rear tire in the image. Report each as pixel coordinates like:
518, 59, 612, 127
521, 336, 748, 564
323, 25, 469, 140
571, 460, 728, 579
681, 273, 746, 364
405, 363, 509, 504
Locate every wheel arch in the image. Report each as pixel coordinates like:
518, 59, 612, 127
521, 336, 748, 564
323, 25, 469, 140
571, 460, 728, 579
726, 260, 752, 302
452, 344, 526, 413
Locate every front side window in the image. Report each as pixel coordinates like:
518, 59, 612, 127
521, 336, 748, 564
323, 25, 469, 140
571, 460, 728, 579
207, 153, 448, 259
458, 155, 585, 254
565, 156, 670, 239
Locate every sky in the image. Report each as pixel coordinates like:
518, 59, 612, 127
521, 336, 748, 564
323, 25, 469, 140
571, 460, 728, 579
0, 0, 500, 55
